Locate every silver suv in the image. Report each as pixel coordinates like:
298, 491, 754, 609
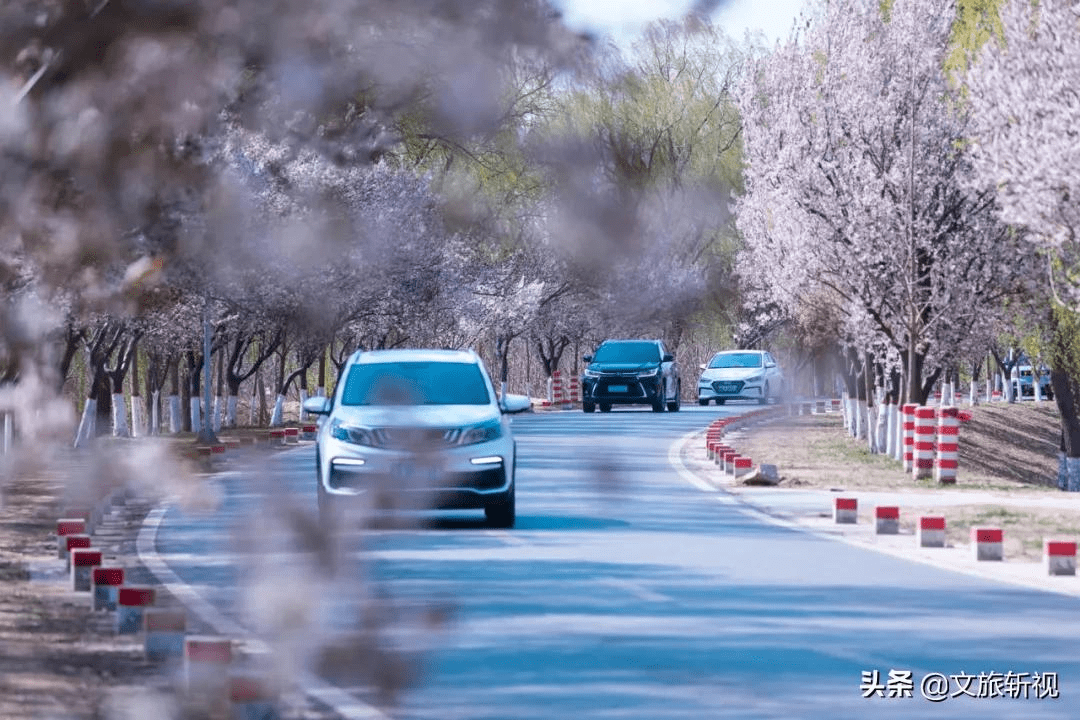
303, 349, 531, 528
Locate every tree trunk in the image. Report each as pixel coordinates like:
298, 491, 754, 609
214, 348, 224, 431
168, 356, 182, 434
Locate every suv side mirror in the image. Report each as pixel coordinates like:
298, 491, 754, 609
699, 363, 707, 371
500, 394, 532, 414
583, 355, 592, 363
663, 353, 675, 363
302, 396, 332, 415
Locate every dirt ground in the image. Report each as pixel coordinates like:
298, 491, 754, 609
722, 400, 1080, 561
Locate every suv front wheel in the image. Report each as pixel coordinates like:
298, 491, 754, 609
667, 381, 681, 412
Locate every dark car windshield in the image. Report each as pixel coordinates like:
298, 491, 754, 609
709, 352, 763, 369
592, 341, 661, 364
340, 361, 491, 406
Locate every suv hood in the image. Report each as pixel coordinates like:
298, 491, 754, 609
330, 405, 499, 428
588, 362, 660, 373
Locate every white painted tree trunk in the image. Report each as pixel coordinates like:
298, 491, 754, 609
1067, 456, 1080, 492
842, 392, 851, 433
74, 398, 97, 448
1005, 374, 1015, 403
892, 403, 903, 461
131, 396, 146, 437
212, 395, 223, 432
546, 376, 554, 403
1034, 377, 1043, 403
885, 402, 896, 457
189, 397, 201, 434
985, 378, 992, 402
227, 395, 238, 428
969, 380, 978, 406
855, 399, 866, 440
299, 388, 309, 423
149, 391, 160, 435
111, 393, 129, 437
168, 395, 182, 434
270, 394, 285, 427
865, 404, 876, 452
2, 412, 13, 454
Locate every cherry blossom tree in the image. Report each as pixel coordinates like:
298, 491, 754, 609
736, 0, 1032, 412
967, 0, 1080, 487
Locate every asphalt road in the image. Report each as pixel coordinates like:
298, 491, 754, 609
150, 405, 1080, 719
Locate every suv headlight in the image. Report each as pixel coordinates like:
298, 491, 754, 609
330, 419, 377, 446
458, 418, 503, 446
637, 367, 659, 378
583, 368, 600, 378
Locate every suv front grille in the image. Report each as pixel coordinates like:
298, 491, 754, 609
372, 427, 459, 450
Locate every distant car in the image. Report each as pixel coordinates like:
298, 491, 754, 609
303, 348, 531, 529
1012, 363, 1053, 400
580, 339, 681, 413
697, 350, 783, 405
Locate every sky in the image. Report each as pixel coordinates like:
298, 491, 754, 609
556, 0, 808, 47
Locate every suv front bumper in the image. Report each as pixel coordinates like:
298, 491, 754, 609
582, 375, 663, 404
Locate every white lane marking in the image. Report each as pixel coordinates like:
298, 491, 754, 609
138, 505, 393, 719
598, 578, 672, 603
667, 429, 1080, 600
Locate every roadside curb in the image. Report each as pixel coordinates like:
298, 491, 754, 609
671, 424, 1080, 600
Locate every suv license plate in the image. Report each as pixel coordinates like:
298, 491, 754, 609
608, 385, 628, 393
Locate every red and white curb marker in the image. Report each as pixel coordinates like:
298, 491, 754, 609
733, 457, 753, 479
918, 517, 947, 548
834, 498, 857, 524
901, 404, 917, 473
567, 375, 581, 409
144, 608, 187, 661
117, 586, 156, 634
269, 429, 285, 446
70, 549, 102, 592
92, 567, 124, 611
912, 406, 936, 480
722, 451, 738, 474
830, 398, 842, 412
875, 506, 899, 535
230, 674, 281, 720
301, 424, 318, 440
971, 527, 1004, 561
814, 399, 826, 414
285, 427, 300, 444
56, 519, 87, 559
184, 636, 233, 695
63, 534, 92, 570
1044, 540, 1077, 576
61, 506, 96, 535
934, 406, 959, 485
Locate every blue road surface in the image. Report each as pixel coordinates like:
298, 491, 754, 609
152, 406, 1080, 719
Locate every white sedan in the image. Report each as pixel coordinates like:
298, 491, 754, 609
697, 350, 784, 406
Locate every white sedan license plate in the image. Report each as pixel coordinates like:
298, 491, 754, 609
717, 383, 739, 393
608, 385, 628, 393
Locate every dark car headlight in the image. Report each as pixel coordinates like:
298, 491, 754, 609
637, 367, 659, 378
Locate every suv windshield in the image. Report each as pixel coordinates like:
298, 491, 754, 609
709, 352, 763, 369
340, 361, 491, 406
592, 341, 660, 364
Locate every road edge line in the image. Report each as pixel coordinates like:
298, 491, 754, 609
137, 497, 393, 719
